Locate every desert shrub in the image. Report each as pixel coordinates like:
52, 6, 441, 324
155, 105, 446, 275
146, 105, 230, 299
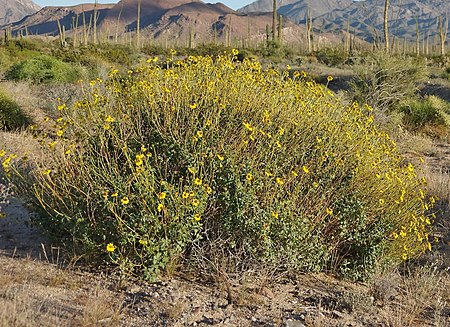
442, 66, 450, 81
401, 96, 448, 129
3, 52, 433, 281
4, 55, 81, 84
0, 91, 31, 130
349, 52, 426, 113
259, 41, 292, 62
314, 47, 348, 66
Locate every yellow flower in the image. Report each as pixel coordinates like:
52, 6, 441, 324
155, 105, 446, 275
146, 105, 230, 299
206, 186, 212, 194
42, 169, 51, 175
327, 75, 333, 82
170, 49, 177, 55
157, 192, 166, 200
121, 197, 130, 205
402, 253, 407, 260
194, 178, 202, 186
326, 208, 333, 215
379, 198, 385, 205
275, 177, 284, 185
190, 103, 197, 109
106, 243, 115, 253
302, 166, 309, 174
243, 121, 253, 132
103, 124, 111, 130
291, 170, 298, 177
313, 182, 319, 188
265, 171, 273, 177
0, 150, 5, 157
111, 192, 118, 197
217, 154, 224, 161
182, 191, 189, 199
57, 104, 66, 111
105, 115, 115, 123
192, 199, 200, 206
272, 212, 279, 219
246, 173, 253, 181
194, 214, 201, 221
139, 239, 148, 246
196, 130, 203, 138
157, 203, 164, 212
278, 127, 285, 136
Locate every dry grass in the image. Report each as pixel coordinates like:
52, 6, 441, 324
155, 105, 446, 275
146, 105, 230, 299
424, 165, 450, 205
0, 256, 124, 327
375, 266, 450, 327
0, 81, 46, 123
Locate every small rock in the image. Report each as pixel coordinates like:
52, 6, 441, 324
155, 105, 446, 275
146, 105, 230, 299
261, 287, 274, 299
285, 319, 306, 327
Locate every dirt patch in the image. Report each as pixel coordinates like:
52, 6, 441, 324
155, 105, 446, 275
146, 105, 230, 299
0, 198, 48, 259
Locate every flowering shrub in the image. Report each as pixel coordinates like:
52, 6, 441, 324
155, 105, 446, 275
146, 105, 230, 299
0, 90, 31, 130
0, 180, 13, 218
2, 52, 433, 280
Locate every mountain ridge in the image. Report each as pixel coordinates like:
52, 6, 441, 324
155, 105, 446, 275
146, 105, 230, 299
0, 0, 40, 27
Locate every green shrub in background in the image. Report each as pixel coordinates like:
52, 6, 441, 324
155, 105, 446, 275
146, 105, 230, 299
442, 66, 450, 81
350, 52, 426, 113
5, 55, 81, 84
401, 97, 444, 128
3, 52, 433, 281
400, 96, 450, 135
314, 47, 349, 66
0, 91, 31, 130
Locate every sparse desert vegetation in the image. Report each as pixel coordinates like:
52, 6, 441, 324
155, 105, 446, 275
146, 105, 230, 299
0, 19, 450, 327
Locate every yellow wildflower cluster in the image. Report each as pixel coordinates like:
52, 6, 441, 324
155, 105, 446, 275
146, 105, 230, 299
3, 51, 433, 280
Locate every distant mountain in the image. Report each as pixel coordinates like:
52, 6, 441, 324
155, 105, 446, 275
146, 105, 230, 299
0, 0, 40, 26
239, 0, 353, 22
240, 0, 450, 42
10, 0, 316, 45
315, 0, 450, 41
10, 3, 115, 36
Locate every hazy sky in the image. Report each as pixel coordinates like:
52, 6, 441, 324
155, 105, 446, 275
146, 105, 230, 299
33, 0, 254, 10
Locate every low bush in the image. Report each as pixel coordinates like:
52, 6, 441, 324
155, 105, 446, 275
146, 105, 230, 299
349, 52, 426, 113
5, 55, 81, 84
0, 91, 31, 130
442, 66, 450, 81
314, 47, 348, 66
3, 52, 433, 281
401, 97, 445, 128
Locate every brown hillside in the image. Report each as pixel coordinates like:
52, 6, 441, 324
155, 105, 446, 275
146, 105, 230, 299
0, 0, 40, 26
101, 0, 202, 28
11, 4, 115, 36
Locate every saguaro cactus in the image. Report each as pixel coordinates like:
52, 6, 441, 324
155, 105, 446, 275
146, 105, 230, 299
306, 7, 313, 53
136, 0, 141, 48
439, 14, 448, 56
272, 0, 277, 42
384, 0, 389, 52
